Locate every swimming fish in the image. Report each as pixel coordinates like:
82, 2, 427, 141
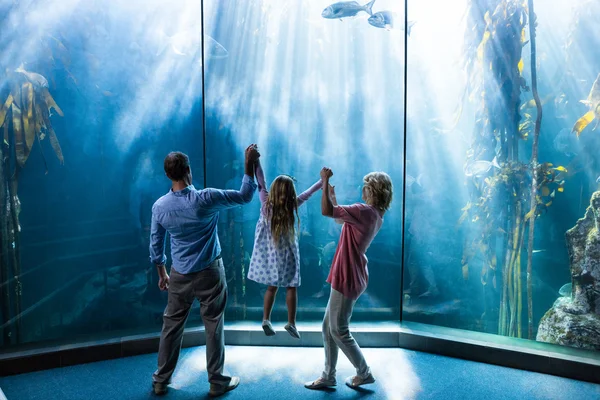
368, 12, 416, 35
157, 29, 228, 60
321, 0, 376, 20
403, 299, 461, 316
554, 93, 569, 119
14, 64, 48, 88
464, 157, 500, 177
558, 283, 572, 297
572, 73, 600, 137
553, 127, 578, 157
404, 20, 417, 36
406, 174, 422, 187
368, 11, 395, 30
519, 95, 552, 112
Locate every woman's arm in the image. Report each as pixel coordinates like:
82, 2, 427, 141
329, 185, 344, 224
330, 184, 338, 206
320, 168, 334, 217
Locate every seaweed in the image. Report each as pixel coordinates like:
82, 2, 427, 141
0, 68, 64, 344
524, 0, 542, 340
457, 0, 565, 339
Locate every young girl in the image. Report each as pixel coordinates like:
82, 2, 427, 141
247, 159, 324, 338
305, 168, 393, 390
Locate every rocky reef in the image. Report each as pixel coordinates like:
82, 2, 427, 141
536, 192, 600, 349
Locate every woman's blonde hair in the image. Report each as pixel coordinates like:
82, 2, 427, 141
363, 172, 393, 211
267, 175, 299, 245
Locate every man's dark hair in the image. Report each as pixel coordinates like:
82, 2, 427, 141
164, 152, 190, 181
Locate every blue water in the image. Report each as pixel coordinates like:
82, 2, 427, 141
0, 0, 598, 362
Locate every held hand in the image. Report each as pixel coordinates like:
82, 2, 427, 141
158, 274, 170, 291
245, 144, 260, 162
320, 167, 333, 180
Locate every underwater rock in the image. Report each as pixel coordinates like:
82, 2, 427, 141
536, 297, 600, 349
536, 191, 600, 350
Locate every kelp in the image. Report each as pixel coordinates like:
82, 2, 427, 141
1, 76, 64, 168
22, 83, 35, 152
459, 0, 527, 337
0, 67, 64, 343
0, 135, 9, 345
458, 0, 564, 339
524, 0, 542, 338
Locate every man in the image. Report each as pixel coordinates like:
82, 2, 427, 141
150, 144, 260, 397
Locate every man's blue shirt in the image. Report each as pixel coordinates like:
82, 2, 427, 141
149, 175, 257, 274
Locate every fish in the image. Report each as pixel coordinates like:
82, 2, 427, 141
572, 73, 600, 137
519, 95, 552, 111
558, 283, 572, 297
596, 175, 600, 184
322, 241, 337, 256
157, 29, 228, 61
356, 292, 384, 308
464, 157, 500, 177
203, 36, 229, 59
529, 276, 557, 297
14, 64, 48, 88
84, 52, 101, 71
368, 11, 395, 30
405, 173, 422, 187
532, 249, 546, 254
321, 0, 376, 20
129, 151, 159, 230
367, 11, 416, 34
553, 127, 578, 157
554, 93, 568, 119
403, 299, 461, 316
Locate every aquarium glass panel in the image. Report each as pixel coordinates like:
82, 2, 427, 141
204, 0, 405, 324
0, 0, 204, 349
403, 0, 600, 356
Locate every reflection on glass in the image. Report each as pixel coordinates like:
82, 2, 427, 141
204, 0, 404, 324
404, 0, 600, 355
0, 0, 204, 348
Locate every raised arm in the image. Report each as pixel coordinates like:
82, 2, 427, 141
330, 184, 338, 206
330, 185, 344, 224
203, 175, 256, 210
297, 178, 323, 207
255, 160, 269, 205
320, 167, 334, 217
244, 144, 257, 179
203, 144, 260, 210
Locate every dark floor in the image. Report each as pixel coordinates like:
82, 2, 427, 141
1, 346, 599, 400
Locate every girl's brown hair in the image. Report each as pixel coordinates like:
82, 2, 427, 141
267, 175, 299, 245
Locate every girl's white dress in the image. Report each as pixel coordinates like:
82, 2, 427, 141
247, 163, 321, 287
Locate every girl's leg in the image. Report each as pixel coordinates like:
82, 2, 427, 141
285, 287, 297, 325
263, 286, 278, 321
328, 289, 369, 378
284, 287, 300, 339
